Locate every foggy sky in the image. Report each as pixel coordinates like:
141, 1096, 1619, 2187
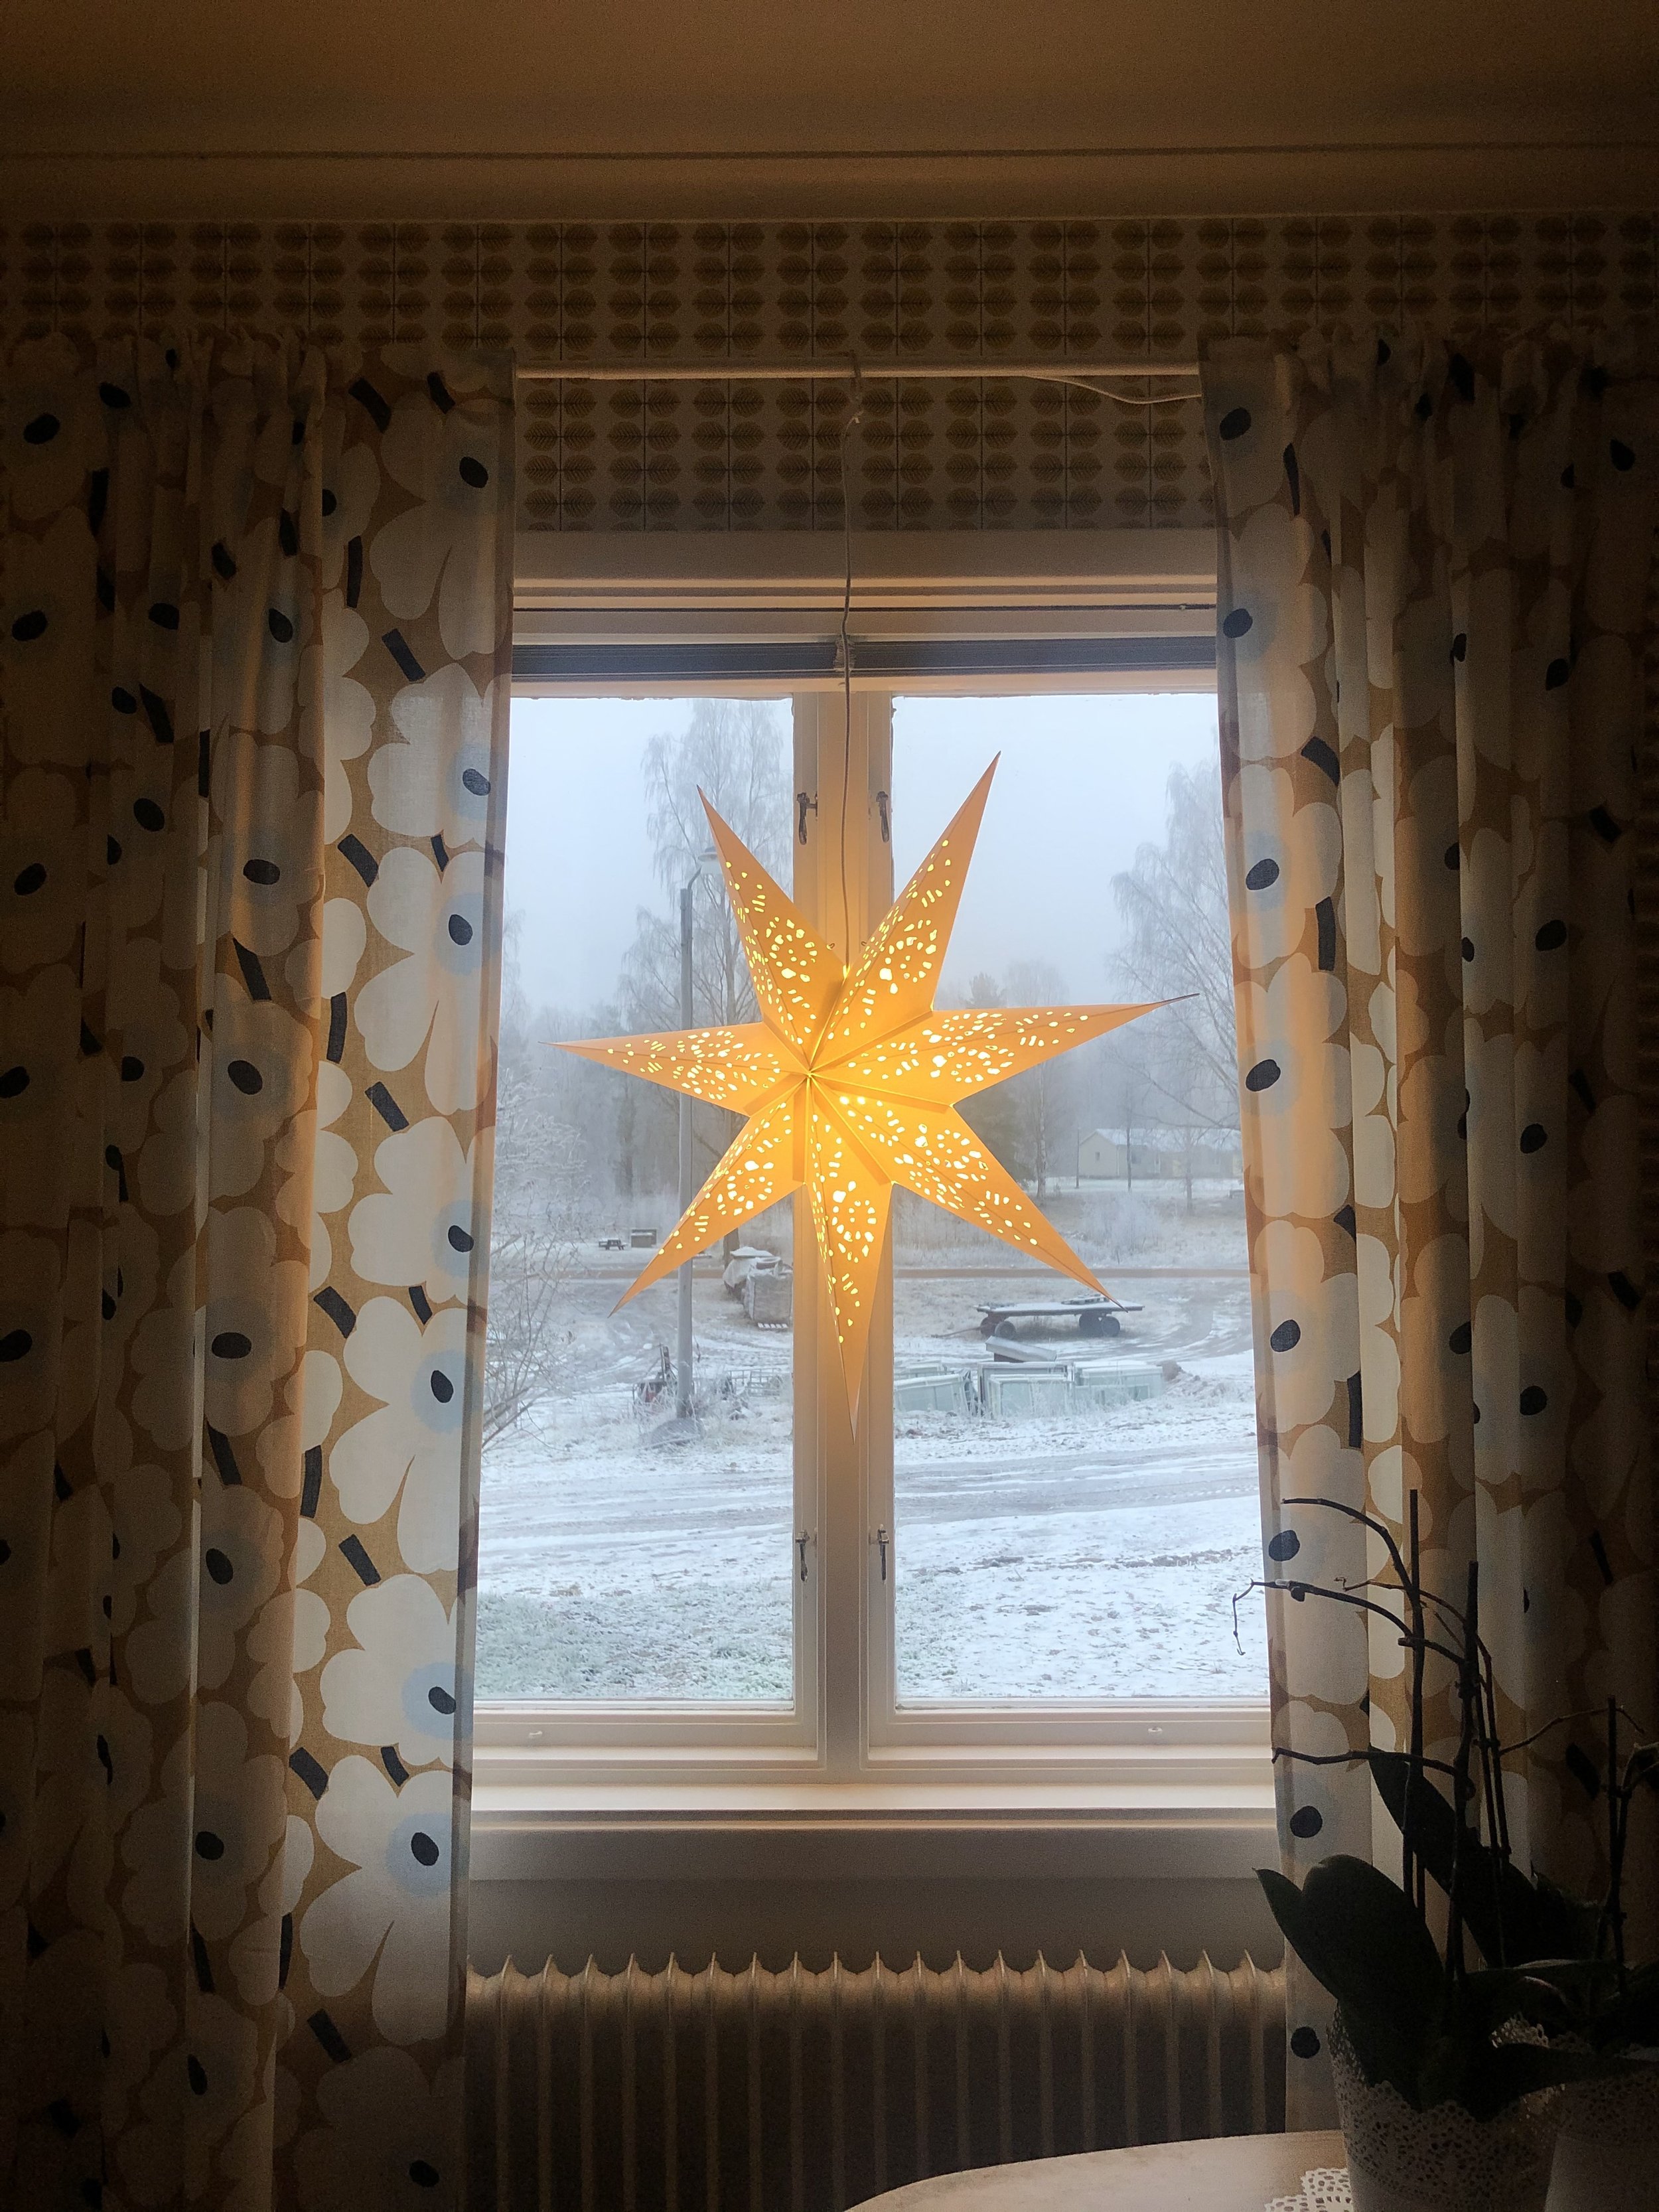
504, 692, 1221, 1023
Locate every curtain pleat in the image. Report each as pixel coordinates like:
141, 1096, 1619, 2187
1, 333, 513, 2210
1205, 329, 1659, 2127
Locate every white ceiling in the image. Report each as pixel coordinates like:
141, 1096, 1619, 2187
3, 0, 1656, 216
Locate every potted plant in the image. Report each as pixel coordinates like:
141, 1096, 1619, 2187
1260, 1853, 1583, 2212
1246, 1497, 1640, 2212
1531, 1708, 1659, 2211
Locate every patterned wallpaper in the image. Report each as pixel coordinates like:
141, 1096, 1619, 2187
4, 216, 1656, 532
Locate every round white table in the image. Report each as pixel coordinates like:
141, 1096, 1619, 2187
861, 2131, 1346, 2209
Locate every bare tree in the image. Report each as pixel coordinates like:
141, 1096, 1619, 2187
483, 1015, 585, 1445
954, 960, 1078, 1201
621, 700, 791, 1035
1003, 958, 1074, 1200
610, 703, 792, 1215
1110, 761, 1238, 1142
1098, 1028, 1158, 1194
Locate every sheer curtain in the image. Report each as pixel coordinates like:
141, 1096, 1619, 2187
1204, 329, 1658, 2125
1, 334, 512, 2208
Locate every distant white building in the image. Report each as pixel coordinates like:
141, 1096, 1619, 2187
1076, 1128, 1242, 1183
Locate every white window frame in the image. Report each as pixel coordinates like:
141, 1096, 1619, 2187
472, 532, 1269, 1820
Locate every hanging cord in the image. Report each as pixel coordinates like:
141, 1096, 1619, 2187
1042, 375, 1201, 407
834, 358, 867, 956
821, 360, 1194, 955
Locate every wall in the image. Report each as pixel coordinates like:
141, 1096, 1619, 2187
5, 214, 1656, 536
7, 205, 1653, 1978
467, 1876, 1280, 1978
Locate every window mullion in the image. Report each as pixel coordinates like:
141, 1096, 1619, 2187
793, 692, 893, 1778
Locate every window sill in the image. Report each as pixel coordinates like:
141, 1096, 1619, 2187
469, 1770, 1276, 1884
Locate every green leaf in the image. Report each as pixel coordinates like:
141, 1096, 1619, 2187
1300, 1856, 1445, 2021
1458, 1967, 1580, 2039
1602, 1962, 1659, 2047
1335, 2000, 1435, 2106
1456, 2037, 1637, 2121
1260, 1857, 1445, 2101
1369, 1749, 1597, 1964
1525, 1871, 1602, 1962
1258, 1869, 1350, 2003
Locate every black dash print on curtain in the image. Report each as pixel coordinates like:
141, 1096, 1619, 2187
232, 942, 271, 1001
382, 629, 425, 683
337, 834, 378, 887
290, 1747, 329, 1799
1564, 1743, 1601, 1798
313, 1286, 356, 1337
1315, 898, 1336, 970
339, 1536, 381, 1587
366, 1082, 407, 1132
204, 1426, 242, 1484
308, 2011, 352, 2063
348, 378, 392, 433
139, 686, 174, 744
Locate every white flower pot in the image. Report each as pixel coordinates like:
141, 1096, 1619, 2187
1329, 2009, 1560, 2212
1546, 2066, 1659, 2210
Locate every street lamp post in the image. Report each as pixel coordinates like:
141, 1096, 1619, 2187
676, 872, 697, 1419
674, 848, 717, 1422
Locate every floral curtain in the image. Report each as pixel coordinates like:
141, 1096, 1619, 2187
1, 333, 512, 2208
1205, 331, 1659, 2126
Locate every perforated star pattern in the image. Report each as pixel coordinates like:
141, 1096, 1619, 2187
559, 761, 1158, 1416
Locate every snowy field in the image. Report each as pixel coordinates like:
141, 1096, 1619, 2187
476, 1187, 1269, 1704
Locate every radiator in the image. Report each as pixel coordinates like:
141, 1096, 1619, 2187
465, 1952, 1286, 2211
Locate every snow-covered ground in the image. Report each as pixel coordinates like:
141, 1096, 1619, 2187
476, 1187, 1269, 1704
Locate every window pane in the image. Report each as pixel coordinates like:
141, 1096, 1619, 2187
479, 698, 796, 1701
889, 695, 1265, 1701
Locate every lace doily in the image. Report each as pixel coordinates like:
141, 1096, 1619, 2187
1327, 2009, 1559, 2209
1265, 2172, 1352, 2212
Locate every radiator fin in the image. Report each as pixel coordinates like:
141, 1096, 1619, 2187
467, 1951, 1286, 2211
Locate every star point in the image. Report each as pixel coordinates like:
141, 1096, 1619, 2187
556, 760, 1159, 1419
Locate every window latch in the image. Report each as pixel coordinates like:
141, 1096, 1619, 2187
796, 1530, 812, 1582
875, 789, 891, 843
796, 789, 818, 844
872, 1524, 889, 1582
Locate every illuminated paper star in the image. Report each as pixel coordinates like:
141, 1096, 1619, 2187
559, 761, 1157, 1416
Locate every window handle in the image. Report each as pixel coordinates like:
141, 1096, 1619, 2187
872, 1524, 889, 1582
875, 789, 891, 843
796, 789, 818, 844
796, 1529, 812, 1582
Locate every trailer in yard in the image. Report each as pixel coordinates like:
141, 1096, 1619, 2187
975, 1293, 1141, 1340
